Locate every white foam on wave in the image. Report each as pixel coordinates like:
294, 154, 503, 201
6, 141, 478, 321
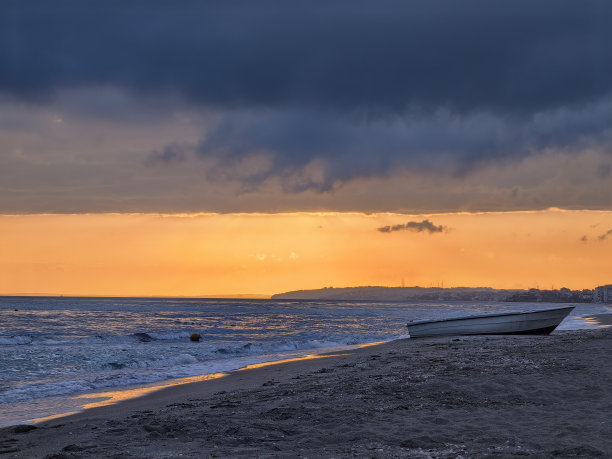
109, 353, 199, 370
12, 331, 193, 346
147, 331, 192, 340
212, 334, 398, 356
0, 335, 32, 345
0, 380, 96, 404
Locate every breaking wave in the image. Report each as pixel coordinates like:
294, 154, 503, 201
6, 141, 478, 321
0, 335, 32, 345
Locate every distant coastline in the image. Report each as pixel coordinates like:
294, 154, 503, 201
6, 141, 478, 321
272, 286, 594, 302
0, 288, 597, 302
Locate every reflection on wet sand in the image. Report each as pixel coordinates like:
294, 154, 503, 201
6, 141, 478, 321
238, 353, 349, 371
358, 341, 389, 348
78, 373, 228, 409
584, 314, 612, 327
29, 373, 227, 424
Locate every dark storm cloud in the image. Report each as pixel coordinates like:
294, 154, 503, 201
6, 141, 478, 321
187, 102, 612, 191
3, 0, 612, 210
378, 219, 445, 234
2, 0, 612, 115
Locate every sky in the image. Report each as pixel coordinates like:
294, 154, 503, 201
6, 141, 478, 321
1, 1, 612, 296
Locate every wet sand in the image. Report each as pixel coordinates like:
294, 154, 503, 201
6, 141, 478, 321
587, 314, 612, 326
1, 329, 611, 458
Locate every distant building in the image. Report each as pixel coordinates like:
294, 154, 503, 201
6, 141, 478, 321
593, 285, 612, 303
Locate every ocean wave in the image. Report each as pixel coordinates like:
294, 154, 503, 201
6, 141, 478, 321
146, 331, 192, 341
131, 331, 195, 342
10, 331, 196, 346
0, 364, 198, 404
0, 379, 96, 404
0, 335, 32, 345
0, 354, 249, 404
104, 353, 199, 370
213, 335, 395, 356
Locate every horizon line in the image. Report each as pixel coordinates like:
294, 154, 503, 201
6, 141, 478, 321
0, 284, 602, 300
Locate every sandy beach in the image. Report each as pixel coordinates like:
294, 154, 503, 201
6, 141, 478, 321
1, 328, 610, 458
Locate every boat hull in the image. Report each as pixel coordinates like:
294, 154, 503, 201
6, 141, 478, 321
406, 306, 574, 338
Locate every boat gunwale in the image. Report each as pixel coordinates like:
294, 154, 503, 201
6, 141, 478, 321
406, 306, 575, 327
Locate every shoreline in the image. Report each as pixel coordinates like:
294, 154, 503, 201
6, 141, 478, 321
27, 347, 369, 426
1, 341, 386, 429
1, 328, 610, 458
28, 342, 390, 428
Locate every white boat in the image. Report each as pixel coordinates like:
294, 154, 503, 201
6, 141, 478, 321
406, 306, 574, 338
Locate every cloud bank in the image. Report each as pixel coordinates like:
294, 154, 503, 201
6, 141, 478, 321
4, 1, 612, 113
2, 1, 612, 212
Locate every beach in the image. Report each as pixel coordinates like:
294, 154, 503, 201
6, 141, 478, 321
1, 328, 610, 458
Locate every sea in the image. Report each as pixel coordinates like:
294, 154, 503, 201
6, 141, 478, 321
1, 297, 610, 427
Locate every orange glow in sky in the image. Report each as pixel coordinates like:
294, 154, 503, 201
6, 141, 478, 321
1, 209, 610, 297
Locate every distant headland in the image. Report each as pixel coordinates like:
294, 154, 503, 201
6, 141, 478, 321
272, 286, 596, 303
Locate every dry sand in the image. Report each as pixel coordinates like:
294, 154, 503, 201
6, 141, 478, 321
1, 329, 610, 458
